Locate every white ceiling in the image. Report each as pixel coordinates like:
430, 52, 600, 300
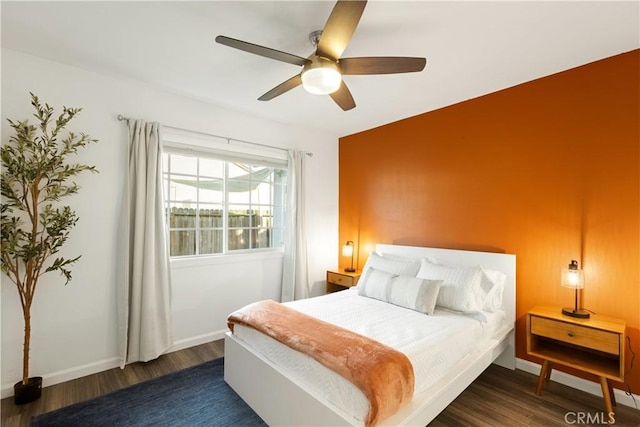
2, 1, 638, 137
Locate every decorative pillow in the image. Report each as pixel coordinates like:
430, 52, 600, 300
416, 258, 483, 312
480, 267, 507, 312
360, 252, 421, 279
358, 267, 443, 315
388, 276, 443, 315
357, 268, 395, 301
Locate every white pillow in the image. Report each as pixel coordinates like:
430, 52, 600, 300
358, 267, 443, 315
357, 268, 395, 301
360, 252, 421, 280
416, 258, 483, 312
388, 275, 442, 315
480, 267, 507, 312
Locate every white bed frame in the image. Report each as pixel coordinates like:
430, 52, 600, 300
224, 244, 516, 426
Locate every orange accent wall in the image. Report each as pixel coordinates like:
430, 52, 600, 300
339, 50, 640, 393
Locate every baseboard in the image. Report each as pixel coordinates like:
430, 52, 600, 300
1, 330, 227, 399
516, 358, 640, 409
167, 329, 227, 353
1, 356, 121, 399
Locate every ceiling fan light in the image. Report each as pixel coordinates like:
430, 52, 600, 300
301, 64, 341, 95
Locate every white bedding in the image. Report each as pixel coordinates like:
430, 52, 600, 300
231, 288, 507, 423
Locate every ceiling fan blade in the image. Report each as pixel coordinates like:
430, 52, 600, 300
316, 1, 367, 61
339, 57, 426, 75
258, 74, 303, 101
216, 35, 310, 67
329, 81, 356, 111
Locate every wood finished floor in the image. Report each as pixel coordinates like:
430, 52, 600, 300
1, 340, 224, 427
2, 339, 639, 426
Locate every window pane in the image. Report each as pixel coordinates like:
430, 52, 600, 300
170, 154, 197, 175
227, 167, 274, 201
199, 229, 223, 254
228, 189, 250, 204
198, 208, 224, 228
198, 179, 224, 203
255, 228, 271, 248
168, 205, 196, 228
228, 228, 250, 250
228, 162, 250, 178
170, 230, 195, 256
199, 158, 224, 178
228, 207, 252, 227
167, 175, 198, 204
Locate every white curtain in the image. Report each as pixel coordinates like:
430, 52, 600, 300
281, 150, 309, 302
118, 119, 173, 367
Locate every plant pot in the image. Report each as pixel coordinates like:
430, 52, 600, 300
14, 376, 42, 405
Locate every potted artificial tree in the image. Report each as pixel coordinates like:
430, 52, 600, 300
1, 93, 97, 404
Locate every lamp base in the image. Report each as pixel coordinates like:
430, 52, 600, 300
344, 268, 356, 273
562, 307, 590, 319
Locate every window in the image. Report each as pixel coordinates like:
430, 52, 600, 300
162, 144, 287, 258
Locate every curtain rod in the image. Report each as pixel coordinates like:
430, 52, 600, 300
117, 115, 313, 157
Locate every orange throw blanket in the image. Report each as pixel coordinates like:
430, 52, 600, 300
227, 299, 415, 426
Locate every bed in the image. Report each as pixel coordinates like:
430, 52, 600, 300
224, 244, 516, 426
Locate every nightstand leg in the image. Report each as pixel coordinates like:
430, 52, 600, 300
600, 377, 614, 414
544, 362, 552, 381
608, 381, 616, 406
536, 360, 552, 395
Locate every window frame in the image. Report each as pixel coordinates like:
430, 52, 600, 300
162, 129, 288, 260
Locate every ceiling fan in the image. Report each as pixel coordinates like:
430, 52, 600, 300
215, 0, 426, 111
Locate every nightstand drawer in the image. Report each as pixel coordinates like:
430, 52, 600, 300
530, 316, 620, 355
327, 272, 356, 287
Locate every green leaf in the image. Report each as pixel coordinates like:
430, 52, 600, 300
1, 93, 98, 295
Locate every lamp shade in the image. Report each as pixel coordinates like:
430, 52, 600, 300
561, 259, 589, 318
561, 260, 584, 289
342, 242, 354, 257
342, 240, 355, 272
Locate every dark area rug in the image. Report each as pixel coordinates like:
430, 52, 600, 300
31, 358, 267, 426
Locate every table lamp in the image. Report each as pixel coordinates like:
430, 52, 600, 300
561, 260, 589, 318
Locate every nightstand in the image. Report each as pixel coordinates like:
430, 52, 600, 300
527, 305, 626, 415
326, 269, 361, 293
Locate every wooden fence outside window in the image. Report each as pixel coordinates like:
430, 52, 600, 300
168, 207, 272, 256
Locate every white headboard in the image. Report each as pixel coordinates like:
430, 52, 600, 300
375, 244, 516, 368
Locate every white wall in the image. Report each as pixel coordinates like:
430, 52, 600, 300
1, 48, 339, 397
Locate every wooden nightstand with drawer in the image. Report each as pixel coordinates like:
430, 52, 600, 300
326, 269, 361, 293
527, 305, 626, 415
